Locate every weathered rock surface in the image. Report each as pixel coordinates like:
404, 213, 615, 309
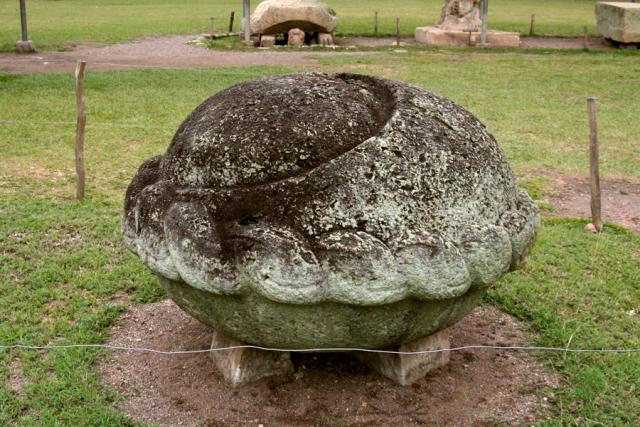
596, 2, 640, 44
259, 34, 276, 48
415, 27, 520, 48
437, 0, 482, 31
355, 329, 451, 386
416, 0, 519, 48
318, 32, 334, 46
250, 0, 339, 35
210, 328, 294, 386
288, 28, 306, 46
123, 72, 539, 349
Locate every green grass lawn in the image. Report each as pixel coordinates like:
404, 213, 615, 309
1, 48, 639, 424
1, 0, 600, 52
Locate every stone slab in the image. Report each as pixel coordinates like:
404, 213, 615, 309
415, 26, 520, 48
354, 329, 450, 386
596, 2, 640, 43
251, 0, 339, 35
210, 329, 294, 387
15, 40, 36, 53
260, 34, 276, 48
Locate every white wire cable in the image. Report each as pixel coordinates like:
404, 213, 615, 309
1, 343, 638, 356
0, 119, 175, 129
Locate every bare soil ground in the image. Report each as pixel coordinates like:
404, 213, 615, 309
100, 300, 558, 426
342, 36, 617, 51
0, 35, 620, 74
540, 170, 640, 233
519, 36, 615, 50
0, 35, 357, 74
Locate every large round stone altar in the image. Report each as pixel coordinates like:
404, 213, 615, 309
123, 73, 539, 349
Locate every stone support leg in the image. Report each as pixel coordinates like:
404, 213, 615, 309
354, 329, 450, 386
210, 329, 294, 387
259, 34, 276, 48
318, 32, 334, 46
288, 28, 305, 46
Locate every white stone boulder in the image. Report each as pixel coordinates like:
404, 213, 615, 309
596, 2, 640, 44
250, 0, 339, 35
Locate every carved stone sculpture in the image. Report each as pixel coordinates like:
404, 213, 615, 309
250, 0, 339, 35
416, 0, 520, 48
123, 73, 539, 352
437, 0, 482, 31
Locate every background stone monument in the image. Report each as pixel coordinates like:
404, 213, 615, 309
415, 0, 520, 47
250, 0, 338, 46
124, 73, 539, 386
596, 2, 640, 46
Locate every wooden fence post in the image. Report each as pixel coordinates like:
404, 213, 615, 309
229, 11, 235, 33
583, 26, 589, 49
587, 97, 602, 232
75, 61, 87, 201
529, 14, 536, 36
374, 11, 378, 35
396, 17, 400, 46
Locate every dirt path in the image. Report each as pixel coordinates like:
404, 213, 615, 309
100, 300, 557, 427
0, 35, 377, 74
520, 36, 616, 50
342, 35, 618, 50
1, 35, 622, 74
540, 170, 640, 233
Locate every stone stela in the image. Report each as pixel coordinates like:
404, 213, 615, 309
123, 73, 539, 387
415, 0, 520, 48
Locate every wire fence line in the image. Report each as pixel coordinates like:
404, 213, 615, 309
4, 57, 293, 74
2, 343, 639, 356
0, 119, 176, 130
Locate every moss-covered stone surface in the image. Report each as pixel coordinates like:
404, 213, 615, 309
123, 72, 539, 347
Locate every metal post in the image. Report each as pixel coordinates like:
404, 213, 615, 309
480, 0, 489, 46
243, 0, 250, 43
16, 0, 35, 53
19, 0, 28, 41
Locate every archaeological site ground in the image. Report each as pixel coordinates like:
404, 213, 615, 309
1, 1, 639, 426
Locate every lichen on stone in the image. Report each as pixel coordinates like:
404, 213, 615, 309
123, 72, 539, 348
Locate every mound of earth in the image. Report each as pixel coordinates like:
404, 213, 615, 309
99, 301, 558, 426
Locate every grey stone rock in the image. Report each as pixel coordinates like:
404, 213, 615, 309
210, 328, 294, 386
123, 72, 539, 349
354, 329, 450, 386
15, 40, 36, 53
596, 2, 640, 44
318, 32, 334, 46
250, 0, 339, 35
